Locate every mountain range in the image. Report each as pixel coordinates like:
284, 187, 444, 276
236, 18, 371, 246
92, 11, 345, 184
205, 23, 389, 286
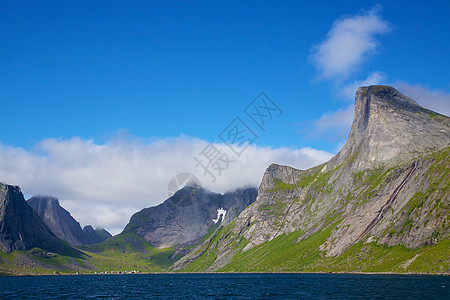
0, 85, 448, 275
27, 196, 111, 246
122, 185, 257, 248
0, 181, 257, 274
172, 86, 449, 272
0, 183, 81, 257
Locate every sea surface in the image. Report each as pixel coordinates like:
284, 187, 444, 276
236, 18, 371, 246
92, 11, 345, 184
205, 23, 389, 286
0, 273, 448, 299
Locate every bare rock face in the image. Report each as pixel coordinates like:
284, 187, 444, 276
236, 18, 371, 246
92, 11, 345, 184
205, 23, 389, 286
327, 85, 449, 171
222, 188, 259, 225
27, 196, 87, 246
122, 185, 257, 248
27, 196, 111, 246
0, 183, 80, 256
173, 85, 449, 271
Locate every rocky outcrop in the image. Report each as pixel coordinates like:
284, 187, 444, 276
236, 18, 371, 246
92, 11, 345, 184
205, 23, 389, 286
0, 183, 81, 256
172, 86, 449, 271
27, 196, 111, 246
122, 185, 257, 248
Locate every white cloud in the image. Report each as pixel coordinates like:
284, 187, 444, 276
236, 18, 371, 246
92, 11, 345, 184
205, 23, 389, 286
396, 82, 450, 116
310, 6, 390, 80
340, 71, 386, 100
312, 104, 354, 141
306, 6, 449, 154
306, 7, 390, 147
0, 137, 332, 235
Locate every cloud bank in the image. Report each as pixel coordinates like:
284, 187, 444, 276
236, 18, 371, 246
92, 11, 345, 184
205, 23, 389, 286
0, 137, 333, 234
397, 82, 450, 117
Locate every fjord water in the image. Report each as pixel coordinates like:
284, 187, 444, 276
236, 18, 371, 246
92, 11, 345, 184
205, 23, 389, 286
0, 273, 448, 299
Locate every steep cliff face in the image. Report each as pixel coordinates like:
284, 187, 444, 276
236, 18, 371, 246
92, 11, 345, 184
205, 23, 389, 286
327, 85, 448, 171
27, 196, 87, 246
222, 188, 259, 225
122, 186, 257, 248
27, 196, 111, 246
172, 86, 449, 272
0, 183, 80, 256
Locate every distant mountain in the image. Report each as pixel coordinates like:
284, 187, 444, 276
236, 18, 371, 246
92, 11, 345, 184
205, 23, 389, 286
83, 225, 112, 244
173, 86, 449, 273
2, 85, 447, 275
27, 196, 111, 246
122, 185, 257, 248
0, 183, 81, 257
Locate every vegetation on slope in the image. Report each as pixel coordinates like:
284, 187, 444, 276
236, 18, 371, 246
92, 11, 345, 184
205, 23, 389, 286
1, 147, 448, 275
178, 218, 448, 274
173, 147, 449, 274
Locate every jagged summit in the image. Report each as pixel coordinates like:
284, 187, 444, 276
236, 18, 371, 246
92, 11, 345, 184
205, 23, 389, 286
123, 186, 257, 248
359, 85, 422, 110
0, 182, 81, 256
328, 85, 449, 170
28, 195, 88, 246
28, 196, 111, 245
29, 195, 60, 205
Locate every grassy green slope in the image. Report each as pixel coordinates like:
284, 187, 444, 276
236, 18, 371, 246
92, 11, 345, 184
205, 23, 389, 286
0, 232, 177, 275
177, 147, 449, 273
181, 219, 449, 274
1, 148, 448, 275
0, 226, 225, 275
78, 232, 177, 272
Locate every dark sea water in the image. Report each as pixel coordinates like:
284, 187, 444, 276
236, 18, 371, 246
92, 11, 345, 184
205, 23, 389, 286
0, 273, 448, 299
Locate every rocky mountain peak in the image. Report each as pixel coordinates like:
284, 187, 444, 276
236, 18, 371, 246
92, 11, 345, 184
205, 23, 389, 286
27, 195, 111, 246
357, 85, 421, 112
168, 185, 209, 207
123, 186, 257, 248
28, 195, 59, 209
0, 182, 80, 256
171, 86, 449, 272
328, 85, 449, 170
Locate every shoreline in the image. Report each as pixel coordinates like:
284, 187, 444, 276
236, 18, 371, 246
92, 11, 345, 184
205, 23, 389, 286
1, 270, 449, 277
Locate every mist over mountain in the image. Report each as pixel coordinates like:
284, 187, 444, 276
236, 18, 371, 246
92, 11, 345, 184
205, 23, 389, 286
123, 185, 257, 248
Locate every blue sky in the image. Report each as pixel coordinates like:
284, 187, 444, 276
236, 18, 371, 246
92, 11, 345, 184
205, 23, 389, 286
1, 0, 448, 150
0, 1, 449, 232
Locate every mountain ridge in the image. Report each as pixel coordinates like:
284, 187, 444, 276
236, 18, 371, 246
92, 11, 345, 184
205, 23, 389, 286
1, 85, 448, 275
0, 183, 81, 257
122, 185, 257, 249
327, 85, 449, 171
27, 196, 111, 246
172, 85, 449, 272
